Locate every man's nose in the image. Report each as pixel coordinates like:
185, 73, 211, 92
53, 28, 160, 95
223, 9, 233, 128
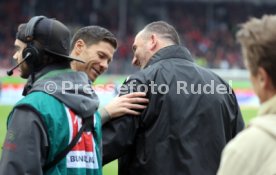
12, 53, 17, 60
132, 56, 138, 66
100, 60, 108, 71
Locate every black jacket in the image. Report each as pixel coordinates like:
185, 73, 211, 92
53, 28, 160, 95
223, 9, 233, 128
102, 45, 244, 175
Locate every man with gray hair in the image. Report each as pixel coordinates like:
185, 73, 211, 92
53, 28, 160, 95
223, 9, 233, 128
102, 21, 244, 175
217, 15, 276, 175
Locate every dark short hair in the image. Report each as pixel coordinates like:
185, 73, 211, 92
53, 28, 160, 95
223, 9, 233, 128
143, 21, 181, 45
70, 26, 117, 52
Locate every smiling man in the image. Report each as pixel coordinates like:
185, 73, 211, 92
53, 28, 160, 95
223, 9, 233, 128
70, 26, 116, 81
101, 21, 244, 175
70, 26, 148, 123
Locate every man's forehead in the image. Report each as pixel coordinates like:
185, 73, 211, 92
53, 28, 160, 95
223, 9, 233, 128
135, 31, 144, 40
91, 42, 115, 57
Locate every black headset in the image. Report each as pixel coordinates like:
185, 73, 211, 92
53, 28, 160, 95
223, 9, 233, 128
22, 16, 46, 66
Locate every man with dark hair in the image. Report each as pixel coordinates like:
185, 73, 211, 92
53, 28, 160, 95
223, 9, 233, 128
217, 15, 276, 175
0, 16, 101, 175
70, 26, 117, 54
70, 26, 117, 82
70, 26, 148, 124
102, 21, 244, 175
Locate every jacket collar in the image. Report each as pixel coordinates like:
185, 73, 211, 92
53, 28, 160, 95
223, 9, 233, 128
258, 94, 276, 116
144, 45, 194, 69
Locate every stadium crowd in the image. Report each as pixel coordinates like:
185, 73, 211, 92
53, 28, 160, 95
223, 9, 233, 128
0, 0, 276, 74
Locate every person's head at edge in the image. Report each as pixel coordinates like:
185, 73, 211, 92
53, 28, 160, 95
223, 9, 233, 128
70, 26, 117, 81
13, 16, 72, 79
236, 15, 276, 103
132, 21, 181, 69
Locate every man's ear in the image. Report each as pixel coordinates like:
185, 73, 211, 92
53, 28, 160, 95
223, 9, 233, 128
73, 39, 85, 55
149, 34, 157, 51
258, 67, 272, 90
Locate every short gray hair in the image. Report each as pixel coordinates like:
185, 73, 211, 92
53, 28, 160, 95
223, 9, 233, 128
143, 21, 181, 45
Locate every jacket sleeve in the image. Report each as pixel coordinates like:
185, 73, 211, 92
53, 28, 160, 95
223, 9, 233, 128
102, 116, 140, 165
102, 78, 144, 165
0, 107, 48, 175
231, 90, 245, 136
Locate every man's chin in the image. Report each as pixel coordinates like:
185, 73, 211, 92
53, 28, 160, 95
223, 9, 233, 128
88, 74, 97, 82
20, 72, 30, 79
20, 74, 29, 79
